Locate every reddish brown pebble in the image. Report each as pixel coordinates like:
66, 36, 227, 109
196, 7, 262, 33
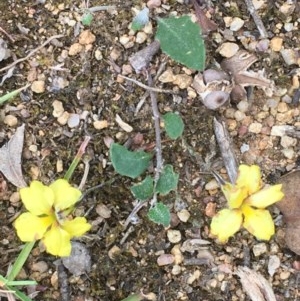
205, 202, 216, 217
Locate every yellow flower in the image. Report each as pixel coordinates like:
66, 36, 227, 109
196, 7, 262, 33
14, 180, 91, 257
210, 164, 284, 243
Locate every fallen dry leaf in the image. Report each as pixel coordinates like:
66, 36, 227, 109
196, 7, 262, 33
0, 124, 27, 188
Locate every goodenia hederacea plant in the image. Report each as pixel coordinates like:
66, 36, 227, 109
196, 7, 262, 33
155, 15, 206, 70
210, 164, 284, 243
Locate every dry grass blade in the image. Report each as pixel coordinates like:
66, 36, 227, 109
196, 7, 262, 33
235, 266, 277, 301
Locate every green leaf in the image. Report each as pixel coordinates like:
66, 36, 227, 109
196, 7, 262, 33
163, 112, 184, 139
131, 7, 149, 31
156, 164, 179, 195
130, 176, 154, 200
110, 143, 152, 179
155, 16, 206, 70
148, 202, 170, 227
81, 11, 93, 26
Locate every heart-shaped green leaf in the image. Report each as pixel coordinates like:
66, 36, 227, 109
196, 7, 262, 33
156, 164, 179, 195
130, 176, 154, 200
110, 143, 152, 179
163, 112, 184, 140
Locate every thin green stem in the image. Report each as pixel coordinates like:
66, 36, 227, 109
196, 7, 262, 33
6, 242, 35, 282
64, 136, 91, 181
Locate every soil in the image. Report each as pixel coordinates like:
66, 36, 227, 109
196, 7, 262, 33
0, 0, 300, 301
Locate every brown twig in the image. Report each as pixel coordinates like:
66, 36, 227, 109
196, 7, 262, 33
244, 0, 268, 38
119, 74, 178, 95
0, 34, 64, 73
0, 27, 15, 43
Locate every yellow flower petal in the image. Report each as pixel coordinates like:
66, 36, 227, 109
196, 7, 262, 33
20, 181, 54, 216
62, 217, 91, 237
43, 225, 72, 256
236, 165, 262, 195
210, 209, 243, 243
221, 183, 247, 209
14, 212, 53, 241
242, 205, 275, 240
50, 179, 81, 211
246, 184, 284, 208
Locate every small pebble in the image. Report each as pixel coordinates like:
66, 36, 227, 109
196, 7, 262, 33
237, 100, 249, 113
158, 69, 176, 83
68, 43, 83, 56
282, 148, 295, 159
57, 111, 70, 125
279, 271, 291, 280
230, 17, 244, 31
270, 37, 283, 52
52, 100, 64, 118
167, 229, 182, 243
280, 49, 299, 65
31, 80, 45, 93
280, 136, 297, 148
31, 261, 49, 273
4, 115, 18, 127
10, 192, 20, 204
147, 0, 161, 8
177, 209, 190, 222
171, 264, 181, 275
67, 113, 80, 128
277, 102, 288, 113
93, 120, 108, 130
205, 179, 219, 191
248, 122, 262, 134
173, 74, 193, 89
136, 32, 147, 44
253, 242, 267, 256
218, 42, 239, 58
79, 30, 96, 45
268, 255, 280, 276
157, 254, 175, 266
96, 204, 111, 219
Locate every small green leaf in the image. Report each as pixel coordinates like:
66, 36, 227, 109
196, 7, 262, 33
156, 164, 179, 195
130, 176, 154, 200
155, 16, 206, 70
110, 143, 152, 179
163, 112, 184, 139
148, 202, 170, 227
81, 11, 93, 26
131, 7, 149, 31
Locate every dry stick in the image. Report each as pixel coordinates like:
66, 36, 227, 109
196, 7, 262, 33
148, 71, 163, 206
244, 0, 268, 38
135, 60, 167, 115
0, 27, 15, 42
119, 74, 178, 95
0, 34, 64, 73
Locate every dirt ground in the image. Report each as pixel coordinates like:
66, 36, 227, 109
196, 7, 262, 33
0, 0, 300, 300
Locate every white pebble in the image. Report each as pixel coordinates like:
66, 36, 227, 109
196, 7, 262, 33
136, 32, 147, 44
237, 100, 249, 113
167, 229, 182, 243
271, 125, 294, 137
248, 122, 262, 133
230, 17, 244, 31
218, 42, 239, 58
68, 114, 80, 128
253, 243, 267, 257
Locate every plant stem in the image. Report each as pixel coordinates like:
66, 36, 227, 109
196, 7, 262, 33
64, 136, 91, 182
147, 71, 163, 206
